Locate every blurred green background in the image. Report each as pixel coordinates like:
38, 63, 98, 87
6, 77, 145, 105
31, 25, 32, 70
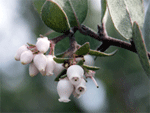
1, 0, 150, 112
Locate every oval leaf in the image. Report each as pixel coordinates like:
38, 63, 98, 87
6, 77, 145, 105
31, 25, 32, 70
41, 0, 70, 33
143, 1, 150, 52
53, 0, 88, 27
132, 22, 150, 78
83, 64, 100, 71
124, 0, 144, 30
75, 42, 90, 55
53, 57, 71, 63
106, 0, 132, 39
89, 49, 117, 57
54, 69, 67, 81
32, 0, 46, 14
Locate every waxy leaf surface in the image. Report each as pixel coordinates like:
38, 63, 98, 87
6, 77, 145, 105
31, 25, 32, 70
132, 22, 150, 78
75, 42, 90, 55
41, 0, 70, 33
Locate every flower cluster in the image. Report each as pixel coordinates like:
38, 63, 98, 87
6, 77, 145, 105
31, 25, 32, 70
15, 38, 98, 103
57, 65, 86, 102
14, 37, 58, 77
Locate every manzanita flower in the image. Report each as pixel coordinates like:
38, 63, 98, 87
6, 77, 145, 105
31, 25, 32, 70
53, 63, 65, 76
84, 54, 94, 66
57, 78, 74, 102
20, 50, 34, 65
40, 70, 46, 76
33, 53, 47, 72
45, 55, 56, 76
73, 89, 81, 98
29, 62, 39, 77
67, 65, 84, 86
14, 45, 28, 61
75, 78, 86, 95
36, 37, 50, 53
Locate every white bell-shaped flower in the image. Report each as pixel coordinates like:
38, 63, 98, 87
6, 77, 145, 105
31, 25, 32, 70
84, 55, 94, 66
20, 50, 33, 65
36, 37, 50, 53
53, 63, 65, 76
40, 70, 46, 76
29, 62, 39, 77
57, 78, 74, 102
14, 45, 28, 61
73, 89, 81, 98
67, 65, 84, 86
75, 78, 86, 95
33, 53, 47, 72
45, 55, 56, 76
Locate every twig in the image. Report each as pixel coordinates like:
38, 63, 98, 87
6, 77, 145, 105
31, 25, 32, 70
50, 31, 70, 44
79, 24, 150, 58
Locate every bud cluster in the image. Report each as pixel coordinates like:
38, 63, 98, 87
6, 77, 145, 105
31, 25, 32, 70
15, 38, 98, 103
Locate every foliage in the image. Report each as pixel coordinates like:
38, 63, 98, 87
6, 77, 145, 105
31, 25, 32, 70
31, 0, 149, 104
3, 0, 150, 112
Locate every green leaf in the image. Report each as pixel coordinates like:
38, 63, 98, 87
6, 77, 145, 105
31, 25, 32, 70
105, 10, 125, 40
54, 69, 67, 81
53, 57, 71, 63
77, 59, 84, 66
106, 0, 132, 39
101, 0, 107, 23
56, 52, 65, 58
132, 22, 150, 78
32, 0, 46, 14
89, 49, 117, 57
83, 64, 100, 71
27, 43, 35, 47
143, 1, 150, 52
60, 74, 67, 79
53, 0, 88, 27
47, 32, 63, 39
124, 0, 144, 30
41, 0, 70, 33
75, 42, 90, 55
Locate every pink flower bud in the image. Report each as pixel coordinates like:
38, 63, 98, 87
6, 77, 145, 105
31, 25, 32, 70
20, 50, 33, 65
14, 45, 28, 61
84, 55, 94, 66
75, 79, 86, 95
45, 55, 56, 76
36, 37, 50, 53
67, 65, 84, 86
57, 78, 74, 102
29, 62, 39, 77
33, 53, 47, 72
53, 63, 65, 76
